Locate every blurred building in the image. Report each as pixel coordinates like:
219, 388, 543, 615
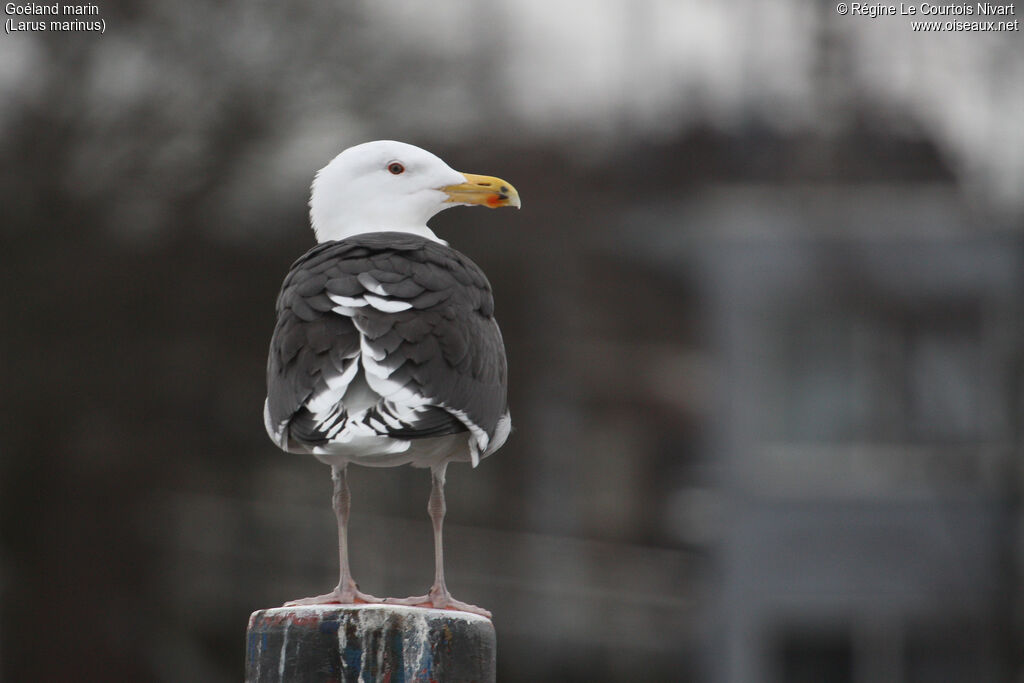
623, 181, 1024, 682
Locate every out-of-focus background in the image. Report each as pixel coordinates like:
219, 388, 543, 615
2, 1, 1023, 681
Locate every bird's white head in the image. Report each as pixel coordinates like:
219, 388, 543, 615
309, 140, 521, 244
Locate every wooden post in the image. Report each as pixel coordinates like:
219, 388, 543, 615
245, 604, 496, 683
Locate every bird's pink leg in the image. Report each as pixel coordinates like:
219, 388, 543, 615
386, 463, 491, 618
285, 464, 381, 606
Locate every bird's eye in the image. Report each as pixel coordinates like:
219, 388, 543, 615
387, 162, 405, 175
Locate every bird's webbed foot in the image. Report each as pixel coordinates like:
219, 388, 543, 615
284, 579, 381, 607
384, 584, 491, 618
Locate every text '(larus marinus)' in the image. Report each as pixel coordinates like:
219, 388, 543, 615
264, 140, 519, 618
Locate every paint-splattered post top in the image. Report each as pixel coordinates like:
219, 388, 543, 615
246, 604, 496, 682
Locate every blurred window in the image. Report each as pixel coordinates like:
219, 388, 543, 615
904, 622, 984, 683
773, 627, 853, 683
777, 304, 982, 443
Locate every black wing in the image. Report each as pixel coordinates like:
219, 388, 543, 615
264, 232, 508, 454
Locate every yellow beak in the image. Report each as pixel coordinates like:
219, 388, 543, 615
442, 173, 521, 209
